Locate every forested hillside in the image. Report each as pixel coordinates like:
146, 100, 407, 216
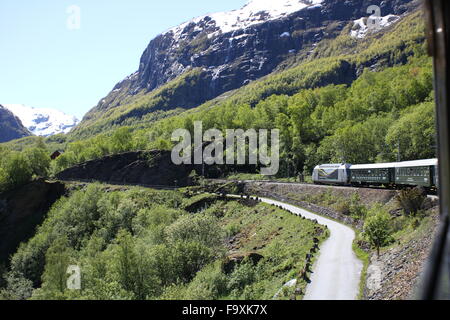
1, 186, 327, 300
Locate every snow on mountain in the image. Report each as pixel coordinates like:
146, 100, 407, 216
350, 14, 401, 39
3, 104, 79, 137
166, 0, 323, 39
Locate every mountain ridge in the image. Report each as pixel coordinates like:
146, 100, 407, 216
0, 104, 31, 143
81, 0, 418, 128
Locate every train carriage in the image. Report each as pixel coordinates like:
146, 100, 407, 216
349, 162, 397, 186
313, 158, 438, 189
394, 159, 438, 188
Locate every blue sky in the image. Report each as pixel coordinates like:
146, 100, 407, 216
0, 0, 246, 119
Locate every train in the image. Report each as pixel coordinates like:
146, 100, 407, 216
312, 158, 438, 190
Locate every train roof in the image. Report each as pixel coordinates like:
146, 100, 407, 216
394, 158, 438, 168
350, 158, 438, 170
314, 163, 351, 169
350, 162, 397, 169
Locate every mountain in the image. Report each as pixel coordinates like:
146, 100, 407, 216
0, 104, 31, 143
4, 104, 79, 137
78, 0, 418, 134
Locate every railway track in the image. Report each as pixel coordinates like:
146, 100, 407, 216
208, 179, 439, 198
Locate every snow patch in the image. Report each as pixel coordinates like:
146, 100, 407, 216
4, 104, 79, 136
166, 0, 323, 40
350, 14, 400, 39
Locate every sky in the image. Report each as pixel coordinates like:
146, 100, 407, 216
0, 0, 246, 119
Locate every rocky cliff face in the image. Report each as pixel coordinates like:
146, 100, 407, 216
56, 151, 195, 187
0, 104, 31, 143
84, 0, 417, 121
0, 180, 66, 265
56, 150, 260, 186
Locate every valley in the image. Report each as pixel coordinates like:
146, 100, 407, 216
0, 0, 440, 301
0, 180, 329, 300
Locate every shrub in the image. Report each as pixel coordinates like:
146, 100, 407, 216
24, 147, 50, 177
0, 167, 8, 193
184, 262, 227, 300
225, 223, 241, 237
395, 187, 426, 216
39, 236, 72, 294
0, 271, 33, 300
1, 152, 32, 191
227, 259, 256, 292
349, 193, 367, 220
150, 240, 216, 285
334, 199, 351, 215
363, 206, 393, 256
166, 213, 224, 249
111, 230, 159, 299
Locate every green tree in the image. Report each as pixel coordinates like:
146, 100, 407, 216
40, 237, 72, 295
112, 230, 159, 299
0, 271, 33, 300
1, 152, 32, 190
25, 147, 51, 177
386, 102, 436, 160
110, 127, 133, 153
363, 207, 393, 256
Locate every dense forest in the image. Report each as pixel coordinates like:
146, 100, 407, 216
0, 186, 326, 300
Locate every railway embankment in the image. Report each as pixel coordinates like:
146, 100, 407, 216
207, 180, 398, 230
364, 207, 440, 299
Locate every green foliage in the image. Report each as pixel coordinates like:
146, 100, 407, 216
0, 139, 51, 192
386, 102, 436, 160
5, 185, 326, 300
111, 230, 159, 299
184, 262, 227, 300
363, 205, 393, 256
227, 259, 256, 293
0, 271, 33, 300
0, 167, 8, 192
39, 236, 72, 294
24, 147, 51, 177
166, 213, 224, 249
349, 194, 368, 220
0, 152, 32, 191
395, 187, 427, 217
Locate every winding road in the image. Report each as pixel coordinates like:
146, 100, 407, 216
257, 197, 363, 300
